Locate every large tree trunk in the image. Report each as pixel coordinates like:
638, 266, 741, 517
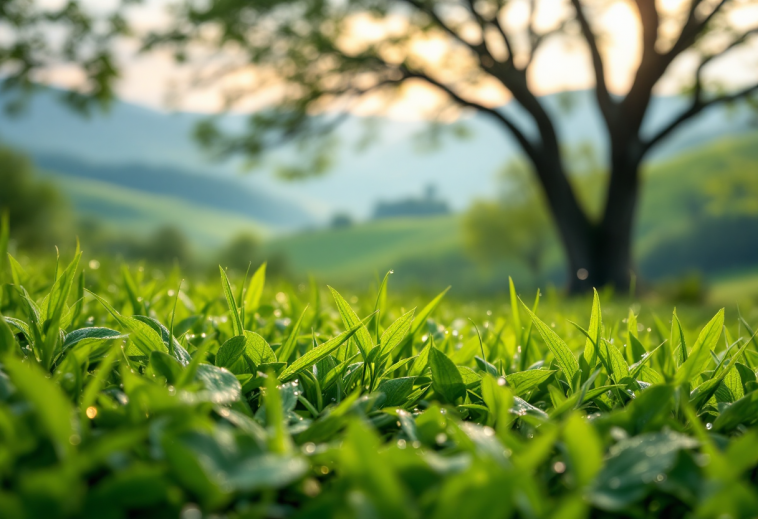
533, 148, 641, 295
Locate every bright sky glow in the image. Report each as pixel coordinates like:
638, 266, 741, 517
33, 0, 758, 120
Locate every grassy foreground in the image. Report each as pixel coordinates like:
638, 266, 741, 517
2, 248, 758, 518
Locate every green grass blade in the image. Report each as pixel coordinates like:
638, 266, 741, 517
521, 300, 580, 394
219, 266, 244, 336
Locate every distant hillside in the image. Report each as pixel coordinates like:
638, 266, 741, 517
49, 175, 271, 250
35, 155, 314, 229
1, 85, 754, 221
264, 133, 758, 293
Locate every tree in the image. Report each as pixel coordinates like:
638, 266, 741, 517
0, 146, 72, 250
0, 1, 124, 114
6, 0, 758, 291
139, 0, 758, 292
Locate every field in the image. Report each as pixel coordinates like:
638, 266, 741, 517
3, 230, 758, 518
263, 132, 758, 296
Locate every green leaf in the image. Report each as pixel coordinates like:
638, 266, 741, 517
588, 432, 698, 511
408, 342, 432, 377
0, 310, 17, 357
87, 290, 166, 356
506, 369, 556, 397
219, 266, 243, 336
690, 340, 750, 411
195, 364, 242, 405
329, 286, 374, 360
41, 248, 81, 369
675, 309, 724, 384
509, 277, 522, 345
62, 327, 125, 351
0, 210, 8, 302
4, 356, 75, 459
375, 377, 415, 407
265, 370, 291, 454
378, 308, 415, 359
278, 314, 374, 381
243, 262, 266, 312
243, 331, 277, 364
216, 336, 247, 369
481, 374, 513, 430
582, 289, 602, 372
521, 301, 580, 393
277, 305, 308, 363
563, 413, 603, 487
410, 286, 450, 338
429, 346, 465, 403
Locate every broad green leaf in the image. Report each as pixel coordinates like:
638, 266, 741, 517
588, 432, 698, 511
563, 413, 602, 487
329, 286, 374, 359
375, 377, 415, 407
216, 336, 247, 369
675, 309, 724, 384
4, 356, 74, 459
244, 262, 266, 312
243, 331, 277, 365
219, 266, 243, 336
278, 315, 373, 381
429, 346, 465, 403
521, 302, 580, 393
599, 339, 629, 384
506, 369, 556, 397
62, 327, 125, 351
195, 364, 242, 405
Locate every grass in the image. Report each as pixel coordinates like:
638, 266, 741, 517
3, 230, 758, 518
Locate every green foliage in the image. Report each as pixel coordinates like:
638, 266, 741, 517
0, 147, 72, 250
2, 250, 758, 518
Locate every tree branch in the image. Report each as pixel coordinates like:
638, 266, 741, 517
399, 64, 538, 159
400, 0, 489, 58
642, 82, 758, 153
569, 0, 614, 125
667, 0, 729, 61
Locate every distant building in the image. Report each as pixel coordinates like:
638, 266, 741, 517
372, 185, 451, 220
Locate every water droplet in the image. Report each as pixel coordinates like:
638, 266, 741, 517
497, 377, 506, 386
181, 504, 202, 519
86, 406, 98, 419
655, 474, 666, 482
553, 461, 566, 473
303, 442, 316, 454
706, 423, 713, 430
435, 433, 448, 444
397, 439, 407, 449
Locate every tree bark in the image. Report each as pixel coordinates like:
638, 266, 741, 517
532, 144, 641, 295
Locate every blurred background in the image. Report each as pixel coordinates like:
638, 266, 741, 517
1, 0, 757, 301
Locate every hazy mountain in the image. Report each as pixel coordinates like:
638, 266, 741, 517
1, 86, 753, 225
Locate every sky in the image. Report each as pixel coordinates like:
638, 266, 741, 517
30, 0, 758, 120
